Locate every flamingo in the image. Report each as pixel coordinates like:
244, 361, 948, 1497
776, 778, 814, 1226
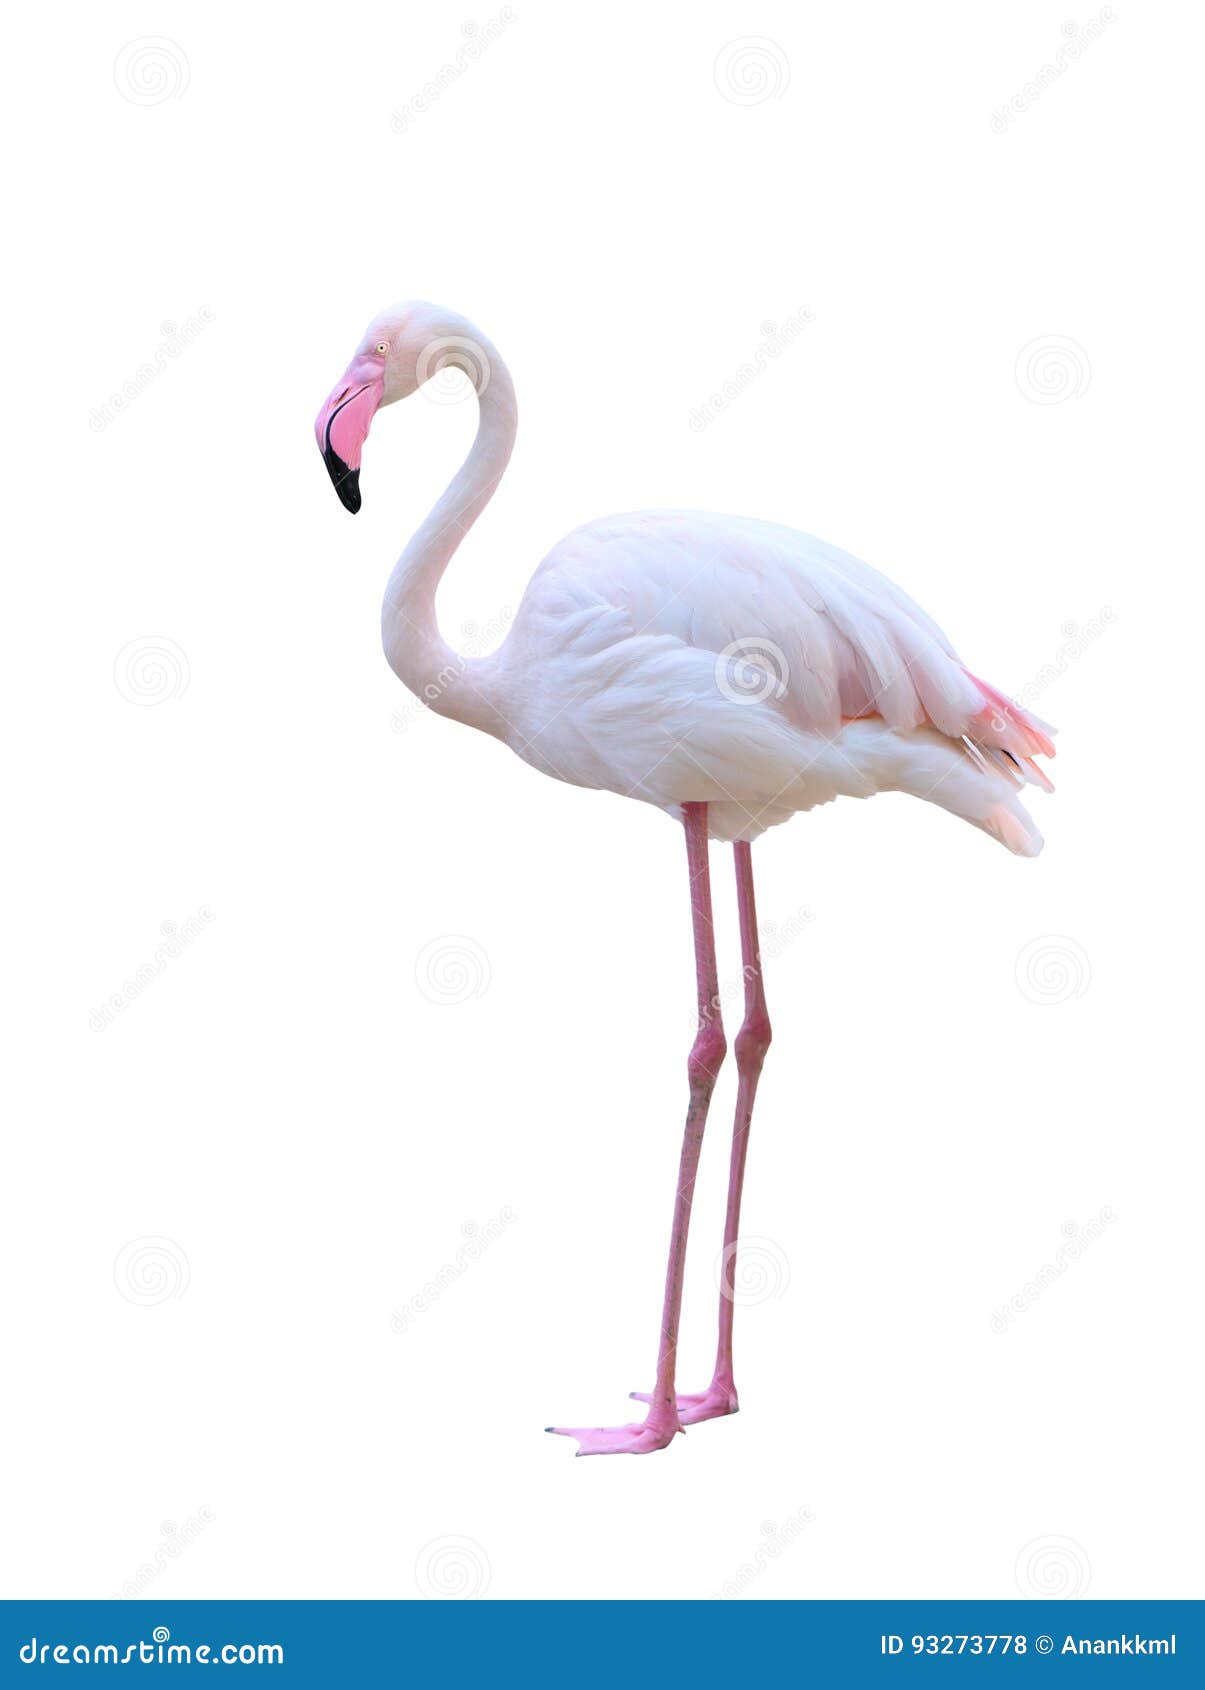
315, 301, 1055, 1457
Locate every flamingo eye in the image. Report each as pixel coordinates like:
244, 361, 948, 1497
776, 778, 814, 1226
375, 342, 389, 356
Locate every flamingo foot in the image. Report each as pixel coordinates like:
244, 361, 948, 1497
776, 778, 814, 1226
629, 1384, 739, 1424
545, 1416, 682, 1457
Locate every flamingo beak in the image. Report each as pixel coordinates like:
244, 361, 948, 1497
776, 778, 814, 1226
314, 355, 385, 514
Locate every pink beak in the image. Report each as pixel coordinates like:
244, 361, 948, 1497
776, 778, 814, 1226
314, 353, 385, 513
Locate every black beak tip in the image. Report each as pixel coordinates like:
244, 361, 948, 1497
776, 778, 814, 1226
322, 447, 361, 514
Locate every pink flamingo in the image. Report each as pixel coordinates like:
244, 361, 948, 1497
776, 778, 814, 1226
316, 301, 1055, 1456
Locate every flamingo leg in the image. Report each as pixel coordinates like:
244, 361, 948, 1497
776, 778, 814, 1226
548, 801, 726, 1455
631, 839, 771, 1424
706, 840, 772, 1411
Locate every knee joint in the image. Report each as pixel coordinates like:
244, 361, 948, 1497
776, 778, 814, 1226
735, 1012, 772, 1072
688, 1021, 728, 1091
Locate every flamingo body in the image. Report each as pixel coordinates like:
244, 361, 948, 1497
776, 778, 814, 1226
483, 508, 1054, 850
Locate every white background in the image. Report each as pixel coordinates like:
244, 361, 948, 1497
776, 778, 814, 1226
4, 0, 1202, 1603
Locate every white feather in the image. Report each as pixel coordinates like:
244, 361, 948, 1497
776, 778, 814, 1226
478, 511, 1053, 853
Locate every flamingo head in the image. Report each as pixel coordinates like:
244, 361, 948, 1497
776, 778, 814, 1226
314, 301, 489, 513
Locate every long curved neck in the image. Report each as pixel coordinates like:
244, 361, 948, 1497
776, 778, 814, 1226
381, 338, 516, 737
